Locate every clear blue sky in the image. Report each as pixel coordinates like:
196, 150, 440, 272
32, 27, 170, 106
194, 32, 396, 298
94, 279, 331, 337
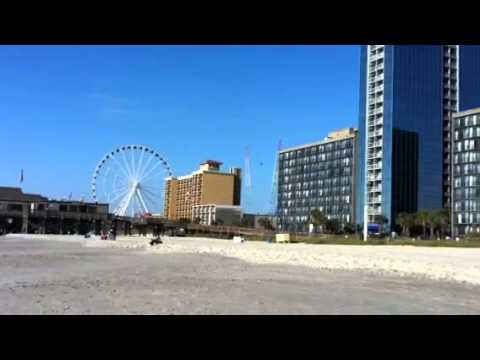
0, 45, 360, 213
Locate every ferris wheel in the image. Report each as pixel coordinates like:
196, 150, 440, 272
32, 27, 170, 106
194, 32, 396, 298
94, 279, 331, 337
92, 145, 174, 217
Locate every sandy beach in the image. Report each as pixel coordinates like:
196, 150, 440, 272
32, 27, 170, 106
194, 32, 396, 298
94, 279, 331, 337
80, 235, 480, 285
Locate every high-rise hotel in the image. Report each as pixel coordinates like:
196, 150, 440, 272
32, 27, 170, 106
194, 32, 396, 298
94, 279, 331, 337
357, 45, 480, 229
277, 128, 358, 233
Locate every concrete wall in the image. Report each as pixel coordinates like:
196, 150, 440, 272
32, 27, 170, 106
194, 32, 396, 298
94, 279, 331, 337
201, 172, 235, 205
164, 179, 178, 219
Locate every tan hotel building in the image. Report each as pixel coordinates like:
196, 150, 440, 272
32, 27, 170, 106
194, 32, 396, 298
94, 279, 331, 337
164, 161, 241, 221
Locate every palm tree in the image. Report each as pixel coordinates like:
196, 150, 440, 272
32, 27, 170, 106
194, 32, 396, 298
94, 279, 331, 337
433, 208, 450, 238
325, 219, 341, 234
258, 217, 274, 231
415, 210, 429, 239
310, 208, 327, 234
427, 211, 436, 239
396, 213, 409, 236
405, 213, 416, 238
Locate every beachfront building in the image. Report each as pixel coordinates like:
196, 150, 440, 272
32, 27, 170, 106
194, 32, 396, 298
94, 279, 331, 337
452, 108, 480, 235
356, 45, 480, 231
164, 161, 241, 221
277, 128, 358, 233
192, 204, 242, 226
0, 187, 109, 235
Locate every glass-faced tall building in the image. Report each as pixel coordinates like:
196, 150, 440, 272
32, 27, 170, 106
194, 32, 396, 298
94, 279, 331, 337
277, 129, 357, 233
356, 45, 480, 229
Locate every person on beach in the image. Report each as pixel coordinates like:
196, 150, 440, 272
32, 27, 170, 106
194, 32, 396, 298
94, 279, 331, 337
150, 223, 164, 246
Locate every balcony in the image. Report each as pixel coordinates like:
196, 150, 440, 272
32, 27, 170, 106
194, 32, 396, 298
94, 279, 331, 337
368, 85, 383, 93
370, 108, 383, 116
368, 207, 382, 216
368, 162, 383, 171
368, 175, 382, 182
368, 151, 383, 159
368, 141, 383, 148
370, 53, 384, 62
368, 196, 382, 204
369, 63, 384, 71
444, 93, 457, 101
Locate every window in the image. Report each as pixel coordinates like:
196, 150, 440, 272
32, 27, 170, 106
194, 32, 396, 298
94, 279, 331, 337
7, 204, 23, 211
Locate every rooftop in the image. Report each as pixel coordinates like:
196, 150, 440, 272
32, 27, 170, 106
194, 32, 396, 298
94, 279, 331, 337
0, 187, 48, 202
453, 107, 480, 118
200, 160, 223, 166
279, 128, 357, 154
0, 186, 108, 206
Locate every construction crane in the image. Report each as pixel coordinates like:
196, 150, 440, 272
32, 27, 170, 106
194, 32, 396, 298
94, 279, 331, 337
268, 139, 282, 215
243, 147, 253, 212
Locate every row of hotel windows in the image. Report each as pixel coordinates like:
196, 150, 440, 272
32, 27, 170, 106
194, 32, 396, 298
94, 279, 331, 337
456, 212, 480, 224
280, 159, 353, 173
454, 115, 480, 128
280, 168, 352, 180
280, 195, 352, 204
454, 164, 480, 175
280, 171, 353, 184
278, 200, 351, 208
279, 176, 352, 188
455, 139, 480, 152
454, 201, 480, 211
280, 181, 352, 191
280, 211, 352, 220
279, 189, 352, 199
454, 188, 480, 198
279, 197, 352, 208
455, 127, 480, 140
280, 141, 354, 159
454, 152, 480, 163
280, 151, 353, 166
454, 176, 480, 187
279, 214, 351, 223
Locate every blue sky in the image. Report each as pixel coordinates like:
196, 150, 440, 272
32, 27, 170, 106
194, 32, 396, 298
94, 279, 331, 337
0, 45, 360, 213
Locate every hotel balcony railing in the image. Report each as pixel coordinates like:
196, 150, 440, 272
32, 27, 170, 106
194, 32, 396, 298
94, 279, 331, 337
368, 97, 384, 106
370, 53, 384, 62
368, 207, 382, 215
368, 163, 383, 171
368, 141, 383, 148
368, 151, 383, 159
368, 84, 383, 92
368, 186, 382, 193
368, 197, 382, 204
369, 63, 384, 71
369, 108, 383, 116
368, 175, 382, 182
368, 118, 383, 126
